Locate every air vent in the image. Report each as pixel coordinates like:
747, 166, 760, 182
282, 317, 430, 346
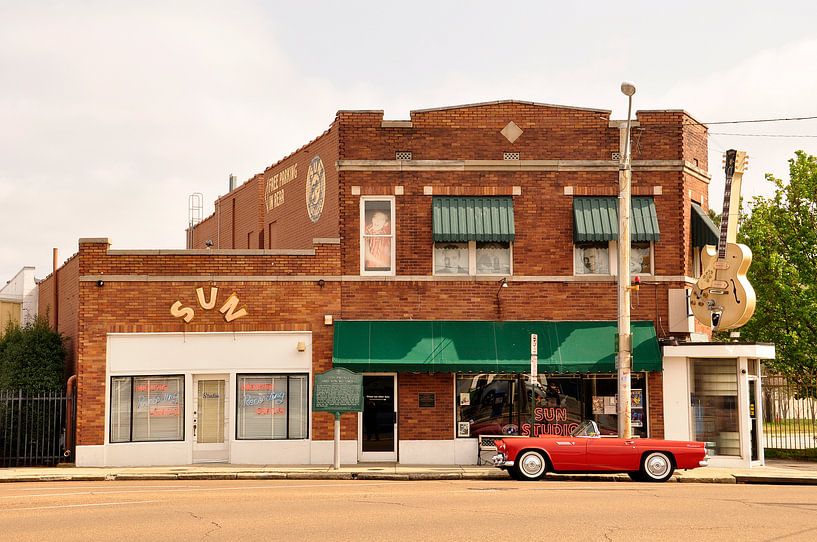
503, 152, 520, 160
611, 152, 621, 161
396, 151, 412, 161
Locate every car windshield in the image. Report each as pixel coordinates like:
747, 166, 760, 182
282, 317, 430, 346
570, 420, 600, 437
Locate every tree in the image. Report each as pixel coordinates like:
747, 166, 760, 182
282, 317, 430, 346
0, 317, 66, 391
737, 151, 817, 377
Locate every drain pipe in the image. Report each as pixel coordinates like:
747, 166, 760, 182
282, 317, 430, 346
64, 374, 77, 458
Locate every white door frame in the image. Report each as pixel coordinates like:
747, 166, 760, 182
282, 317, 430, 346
358, 373, 398, 462
192, 374, 230, 463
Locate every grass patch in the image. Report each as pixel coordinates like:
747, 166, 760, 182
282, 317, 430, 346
764, 448, 817, 462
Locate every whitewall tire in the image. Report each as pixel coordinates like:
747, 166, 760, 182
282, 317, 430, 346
515, 450, 548, 481
640, 452, 674, 482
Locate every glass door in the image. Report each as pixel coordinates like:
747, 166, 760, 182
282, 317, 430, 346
359, 374, 397, 462
193, 375, 229, 463
748, 376, 759, 461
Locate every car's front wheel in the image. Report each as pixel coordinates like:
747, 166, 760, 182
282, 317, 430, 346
640, 452, 674, 482
514, 450, 548, 481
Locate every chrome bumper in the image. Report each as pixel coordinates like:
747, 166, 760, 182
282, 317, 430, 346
491, 453, 514, 468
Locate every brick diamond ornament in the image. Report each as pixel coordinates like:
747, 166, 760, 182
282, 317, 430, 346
501, 121, 523, 144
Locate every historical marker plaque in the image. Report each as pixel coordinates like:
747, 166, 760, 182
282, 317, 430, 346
418, 393, 436, 408
313, 367, 364, 413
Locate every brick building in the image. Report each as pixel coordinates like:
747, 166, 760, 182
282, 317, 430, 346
40, 100, 772, 468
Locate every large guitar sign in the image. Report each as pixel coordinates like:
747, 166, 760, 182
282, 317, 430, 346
691, 150, 756, 331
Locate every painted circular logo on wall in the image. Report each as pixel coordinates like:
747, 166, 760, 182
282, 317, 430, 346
305, 155, 325, 223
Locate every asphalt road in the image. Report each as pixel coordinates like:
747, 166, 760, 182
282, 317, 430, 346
1, 479, 816, 541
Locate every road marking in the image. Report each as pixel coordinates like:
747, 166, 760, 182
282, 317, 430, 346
2, 500, 159, 512
1, 481, 395, 499
13, 485, 196, 491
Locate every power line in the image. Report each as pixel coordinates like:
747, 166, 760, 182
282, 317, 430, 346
709, 132, 817, 138
704, 115, 817, 125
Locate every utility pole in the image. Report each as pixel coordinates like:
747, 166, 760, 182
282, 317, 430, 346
617, 81, 636, 439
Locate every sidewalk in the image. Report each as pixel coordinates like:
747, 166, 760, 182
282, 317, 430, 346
2, 459, 817, 484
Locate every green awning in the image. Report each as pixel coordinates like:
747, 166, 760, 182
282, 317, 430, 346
432, 197, 515, 242
691, 203, 719, 248
333, 320, 662, 373
573, 197, 660, 242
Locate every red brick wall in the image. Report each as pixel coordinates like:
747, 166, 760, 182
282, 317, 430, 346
648, 371, 664, 439
262, 128, 340, 248
73, 239, 343, 445
398, 373, 454, 440
37, 255, 80, 376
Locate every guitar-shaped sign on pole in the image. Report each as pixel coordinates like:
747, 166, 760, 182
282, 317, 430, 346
691, 149, 756, 331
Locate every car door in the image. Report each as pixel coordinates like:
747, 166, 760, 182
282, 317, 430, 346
584, 437, 639, 471
544, 437, 587, 471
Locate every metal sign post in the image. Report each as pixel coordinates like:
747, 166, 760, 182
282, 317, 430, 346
313, 368, 364, 470
530, 334, 538, 436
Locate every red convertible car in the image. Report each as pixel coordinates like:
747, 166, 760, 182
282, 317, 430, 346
491, 420, 709, 482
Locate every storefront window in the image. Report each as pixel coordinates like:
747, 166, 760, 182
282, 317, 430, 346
456, 373, 648, 438
236, 374, 308, 440
110, 375, 184, 443
690, 359, 739, 455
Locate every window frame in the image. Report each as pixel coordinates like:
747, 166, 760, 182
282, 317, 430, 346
109, 374, 185, 444
235, 373, 310, 441
573, 241, 655, 276
360, 196, 396, 276
433, 240, 513, 276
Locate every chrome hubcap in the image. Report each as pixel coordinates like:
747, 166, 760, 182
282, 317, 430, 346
646, 454, 670, 477
521, 454, 544, 476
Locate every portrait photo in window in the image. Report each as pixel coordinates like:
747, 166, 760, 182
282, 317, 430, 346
434, 243, 468, 274
574, 242, 609, 275
362, 200, 393, 273
630, 242, 652, 274
475, 242, 511, 275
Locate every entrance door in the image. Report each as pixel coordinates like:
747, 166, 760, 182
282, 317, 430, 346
748, 376, 759, 461
193, 376, 229, 463
359, 375, 397, 462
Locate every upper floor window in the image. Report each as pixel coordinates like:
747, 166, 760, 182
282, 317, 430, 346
573, 241, 652, 276
575, 242, 610, 275
432, 197, 515, 276
360, 197, 395, 275
573, 197, 660, 276
434, 241, 512, 275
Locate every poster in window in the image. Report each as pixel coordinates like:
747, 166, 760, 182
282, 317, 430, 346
631, 389, 643, 409
592, 396, 604, 415
631, 409, 644, 427
363, 200, 392, 272
603, 396, 617, 415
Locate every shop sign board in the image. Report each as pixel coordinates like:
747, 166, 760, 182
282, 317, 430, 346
313, 368, 364, 413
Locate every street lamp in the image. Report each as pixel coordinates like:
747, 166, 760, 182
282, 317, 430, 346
617, 81, 636, 439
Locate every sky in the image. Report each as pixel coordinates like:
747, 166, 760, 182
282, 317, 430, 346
3, 0, 817, 281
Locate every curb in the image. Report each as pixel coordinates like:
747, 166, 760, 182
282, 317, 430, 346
1, 471, 815, 485
733, 475, 817, 485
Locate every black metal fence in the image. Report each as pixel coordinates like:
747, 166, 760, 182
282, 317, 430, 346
0, 389, 75, 467
762, 374, 817, 450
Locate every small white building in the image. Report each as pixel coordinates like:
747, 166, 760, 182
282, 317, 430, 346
663, 342, 775, 468
0, 266, 38, 329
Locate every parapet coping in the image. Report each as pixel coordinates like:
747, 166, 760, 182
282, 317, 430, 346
410, 99, 611, 115
79, 274, 696, 284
